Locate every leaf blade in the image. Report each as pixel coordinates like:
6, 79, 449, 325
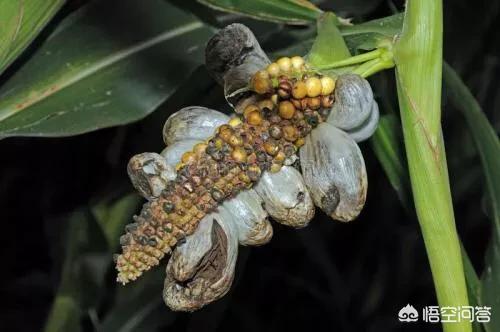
443, 62, 500, 332
0, 0, 64, 75
307, 12, 351, 67
0, 0, 213, 138
197, 0, 322, 25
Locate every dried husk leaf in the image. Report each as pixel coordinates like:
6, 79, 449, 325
127, 152, 176, 199
346, 100, 380, 142
205, 23, 270, 107
163, 106, 229, 146
163, 207, 238, 311
254, 166, 315, 228
167, 215, 214, 282
223, 190, 273, 245
300, 123, 367, 222
327, 74, 374, 131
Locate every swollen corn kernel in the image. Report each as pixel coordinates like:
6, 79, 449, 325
290, 56, 305, 70
278, 101, 296, 119
266, 63, 280, 77
305, 77, 322, 97
292, 81, 307, 99
320, 76, 336, 95
276, 57, 292, 73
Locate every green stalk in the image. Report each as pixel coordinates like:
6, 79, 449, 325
394, 2, 471, 332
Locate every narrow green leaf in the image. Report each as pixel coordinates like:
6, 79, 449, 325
307, 12, 351, 67
43, 209, 108, 332
198, 0, 322, 25
444, 62, 500, 332
0, 0, 213, 138
44, 295, 82, 332
0, 0, 64, 75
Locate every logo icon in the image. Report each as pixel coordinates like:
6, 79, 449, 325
398, 304, 419, 322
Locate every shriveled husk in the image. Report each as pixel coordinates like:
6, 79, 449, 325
254, 166, 315, 228
300, 123, 367, 222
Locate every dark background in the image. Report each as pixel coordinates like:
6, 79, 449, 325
1, 0, 498, 331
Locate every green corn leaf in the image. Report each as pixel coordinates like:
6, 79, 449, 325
307, 12, 351, 67
197, 0, 322, 25
0, 0, 213, 138
340, 13, 403, 52
444, 62, 500, 332
0, 0, 64, 76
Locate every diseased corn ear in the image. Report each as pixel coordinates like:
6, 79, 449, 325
163, 208, 238, 312
300, 123, 367, 222
205, 23, 270, 107
162, 105, 274, 246
163, 106, 229, 146
223, 190, 273, 246
327, 74, 374, 131
127, 152, 176, 199
345, 100, 380, 142
254, 166, 315, 228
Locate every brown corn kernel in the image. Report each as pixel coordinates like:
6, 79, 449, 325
291, 98, 303, 110
181, 151, 196, 164
292, 81, 307, 99
269, 125, 282, 139
246, 110, 263, 126
228, 134, 243, 147
218, 126, 234, 142
307, 97, 321, 110
321, 95, 334, 108
231, 147, 248, 163
274, 151, 286, 163
278, 101, 296, 119
264, 140, 279, 156
252, 70, 272, 94
282, 125, 298, 142
243, 104, 260, 118
277, 81, 292, 99
295, 137, 305, 147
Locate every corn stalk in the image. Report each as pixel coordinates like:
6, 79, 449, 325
394, 1, 471, 331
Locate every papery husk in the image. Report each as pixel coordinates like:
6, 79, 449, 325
163, 106, 229, 146
300, 123, 367, 222
346, 100, 380, 142
163, 207, 238, 311
205, 23, 270, 107
254, 166, 315, 228
127, 152, 176, 199
223, 190, 273, 245
327, 74, 374, 131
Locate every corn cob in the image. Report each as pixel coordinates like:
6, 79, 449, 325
115, 57, 336, 284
